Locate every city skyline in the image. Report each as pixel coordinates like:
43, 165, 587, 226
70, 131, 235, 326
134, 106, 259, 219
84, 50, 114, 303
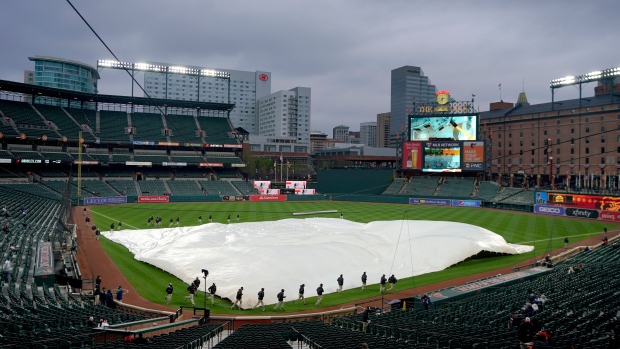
0, 1, 618, 135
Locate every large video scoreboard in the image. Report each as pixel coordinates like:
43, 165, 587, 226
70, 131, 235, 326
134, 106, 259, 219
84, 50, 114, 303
405, 114, 483, 172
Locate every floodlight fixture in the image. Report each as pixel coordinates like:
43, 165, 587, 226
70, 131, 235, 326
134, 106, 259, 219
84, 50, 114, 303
550, 67, 620, 88
97, 59, 230, 79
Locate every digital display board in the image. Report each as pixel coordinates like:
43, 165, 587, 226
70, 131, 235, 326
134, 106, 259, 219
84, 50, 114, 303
403, 142, 423, 170
423, 141, 461, 172
409, 115, 477, 141
462, 141, 485, 171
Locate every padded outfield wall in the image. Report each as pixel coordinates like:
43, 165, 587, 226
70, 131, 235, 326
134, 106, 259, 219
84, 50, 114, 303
307, 169, 393, 195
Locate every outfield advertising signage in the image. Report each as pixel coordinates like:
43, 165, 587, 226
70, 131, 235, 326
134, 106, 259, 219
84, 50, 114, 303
565, 208, 599, 219
138, 195, 170, 203
285, 181, 307, 189
534, 205, 565, 216
545, 192, 620, 211
451, 200, 481, 207
599, 211, 620, 222
409, 198, 451, 206
253, 181, 271, 189
250, 195, 287, 201
84, 196, 128, 205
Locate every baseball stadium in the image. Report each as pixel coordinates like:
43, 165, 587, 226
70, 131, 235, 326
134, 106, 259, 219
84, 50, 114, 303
1, 65, 619, 349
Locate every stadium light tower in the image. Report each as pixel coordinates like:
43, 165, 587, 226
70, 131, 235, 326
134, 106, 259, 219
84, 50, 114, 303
549, 67, 620, 110
97, 60, 231, 103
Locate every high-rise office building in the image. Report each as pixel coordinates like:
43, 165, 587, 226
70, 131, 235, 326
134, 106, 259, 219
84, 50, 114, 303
256, 87, 311, 144
376, 112, 390, 148
333, 125, 350, 143
360, 122, 377, 147
143, 64, 271, 134
27, 55, 99, 93
390, 66, 437, 146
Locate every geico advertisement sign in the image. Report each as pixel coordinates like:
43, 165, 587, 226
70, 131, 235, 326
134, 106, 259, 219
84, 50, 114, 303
534, 205, 565, 216
599, 211, 620, 222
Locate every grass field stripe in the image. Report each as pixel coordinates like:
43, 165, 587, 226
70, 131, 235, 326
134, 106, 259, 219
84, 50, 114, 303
90, 209, 140, 230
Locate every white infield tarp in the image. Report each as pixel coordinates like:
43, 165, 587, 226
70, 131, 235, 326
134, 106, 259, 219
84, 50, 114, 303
102, 218, 532, 308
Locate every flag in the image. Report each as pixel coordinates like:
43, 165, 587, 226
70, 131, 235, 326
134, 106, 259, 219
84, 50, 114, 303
498, 83, 501, 88
280, 153, 283, 163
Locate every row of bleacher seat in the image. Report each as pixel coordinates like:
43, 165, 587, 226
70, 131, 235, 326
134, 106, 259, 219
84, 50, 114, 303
0, 99, 239, 145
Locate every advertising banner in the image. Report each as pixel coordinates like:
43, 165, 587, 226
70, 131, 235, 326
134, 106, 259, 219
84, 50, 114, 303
285, 181, 307, 189
254, 181, 271, 189
132, 141, 155, 146
223, 144, 243, 148
462, 141, 485, 172
138, 195, 170, 203
565, 207, 599, 219
546, 193, 620, 211
157, 141, 180, 146
257, 189, 281, 195
295, 189, 316, 195
250, 195, 287, 201
409, 198, 451, 206
451, 199, 481, 207
0, 159, 11, 164
410, 115, 477, 141
74, 160, 99, 165
534, 205, 565, 216
84, 196, 128, 205
162, 162, 187, 167
126, 161, 152, 166
402, 142, 423, 170
599, 210, 620, 222
199, 162, 224, 167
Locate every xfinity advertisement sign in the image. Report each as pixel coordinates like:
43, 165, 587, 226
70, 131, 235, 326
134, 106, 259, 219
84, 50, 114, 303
534, 205, 565, 216
565, 208, 599, 219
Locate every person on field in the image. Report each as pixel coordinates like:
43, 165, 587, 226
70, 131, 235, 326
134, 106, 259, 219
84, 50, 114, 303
254, 288, 265, 311
337, 274, 344, 294
231, 287, 243, 309
209, 214, 212, 223
388, 274, 398, 293
175, 217, 180, 227
294, 284, 306, 305
85, 216, 90, 227
315, 283, 324, 307
274, 289, 286, 311
379, 274, 387, 293
184, 283, 196, 306
117, 221, 122, 231
208, 283, 216, 305
198, 215, 202, 224
169, 218, 174, 227
109, 223, 114, 233
165, 283, 173, 305
361, 272, 367, 291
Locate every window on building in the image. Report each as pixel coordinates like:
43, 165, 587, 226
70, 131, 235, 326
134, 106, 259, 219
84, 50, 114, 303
585, 158, 590, 164
532, 140, 535, 146
557, 149, 561, 154
585, 127, 590, 133
520, 150, 523, 155
498, 150, 501, 156
602, 115, 605, 121
602, 147, 606, 154
557, 120, 561, 125
509, 142, 512, 147
557, 139, 561, 145
498, 133, 501, 139
508, 150, 512, 155
601, 157, 605, 164
509, 133, 512, 138
586, 137, 590, 144
585, 117, 590, 122
601, 126, 606, 132
520, 140, 523, 146
519, 132, 523, 137
531, 158, 535, 164
531, 150, 535, 155
571, 148, 575, 155
602, 136, 606, 143
571, 128, 575, 134
571, 138, 575, 144
571, 118, 575, 124
571, 158, 575, 164
498, 142, 502, 147
544, 130, 548, 135
585, 148, 589, 154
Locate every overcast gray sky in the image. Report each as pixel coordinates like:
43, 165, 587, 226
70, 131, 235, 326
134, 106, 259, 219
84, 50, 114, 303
1, 1, 618, 134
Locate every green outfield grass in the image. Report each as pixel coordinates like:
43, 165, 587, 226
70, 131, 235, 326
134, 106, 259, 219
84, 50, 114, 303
90, 201, 613, 314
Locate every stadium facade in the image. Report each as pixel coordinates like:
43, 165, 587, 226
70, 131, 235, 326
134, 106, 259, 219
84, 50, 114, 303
142, 64, 271, 134
390, 65, 437, 147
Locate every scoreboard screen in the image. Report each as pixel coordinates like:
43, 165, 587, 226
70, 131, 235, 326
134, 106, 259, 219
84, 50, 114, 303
402, 141, 485, 172
409, 115, 477, 141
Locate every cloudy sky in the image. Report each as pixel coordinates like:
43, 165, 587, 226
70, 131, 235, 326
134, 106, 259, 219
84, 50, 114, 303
1, 1, 618, 134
